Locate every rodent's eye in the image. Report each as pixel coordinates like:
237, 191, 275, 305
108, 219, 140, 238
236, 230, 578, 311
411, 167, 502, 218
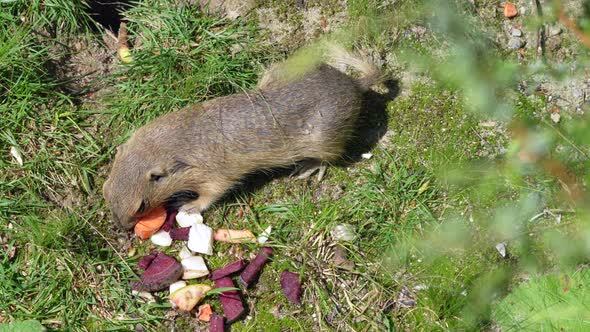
137, 199, 148, 214
150, 173, 165, 182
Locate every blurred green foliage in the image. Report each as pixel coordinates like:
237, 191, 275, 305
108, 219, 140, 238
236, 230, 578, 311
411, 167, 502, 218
368, 0, 590, 330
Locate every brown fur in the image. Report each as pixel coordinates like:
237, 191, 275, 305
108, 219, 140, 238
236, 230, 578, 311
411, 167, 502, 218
103, 48, 383, 229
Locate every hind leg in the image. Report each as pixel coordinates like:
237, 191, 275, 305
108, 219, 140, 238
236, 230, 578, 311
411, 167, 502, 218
291, 159, 328, 182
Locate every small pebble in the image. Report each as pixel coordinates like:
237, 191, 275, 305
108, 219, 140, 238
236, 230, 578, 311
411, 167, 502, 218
548, 26, 562, 37
511, 28, 522, 37
132, 290, 156, 303
495, 242, 507, 257
572, 88, 584, 99
10, 147, 23, 166
330, 224, 356, 241
507, 37, 524, 50
413, 284, 427, 291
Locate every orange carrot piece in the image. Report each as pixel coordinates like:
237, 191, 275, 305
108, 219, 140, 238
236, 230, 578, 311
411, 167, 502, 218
197, 303, 213, 322
134, 206, 167, 240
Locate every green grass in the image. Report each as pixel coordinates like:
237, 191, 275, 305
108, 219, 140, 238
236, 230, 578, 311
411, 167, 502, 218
494, 269, 590, 331
2, 0, 590, 331
2, 0, 93, 35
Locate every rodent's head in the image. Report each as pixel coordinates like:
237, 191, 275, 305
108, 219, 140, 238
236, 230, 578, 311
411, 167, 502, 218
102, 140, 195, 230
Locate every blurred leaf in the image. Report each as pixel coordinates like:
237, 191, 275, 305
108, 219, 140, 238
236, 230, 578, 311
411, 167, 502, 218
0, 320, 45, 332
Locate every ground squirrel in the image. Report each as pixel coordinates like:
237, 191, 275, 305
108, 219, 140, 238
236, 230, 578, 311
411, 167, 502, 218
103, 45, 383, 229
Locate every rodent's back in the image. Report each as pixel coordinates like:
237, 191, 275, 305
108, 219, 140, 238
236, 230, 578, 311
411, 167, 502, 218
126, 63, 366, 183
178, 64, 364, 173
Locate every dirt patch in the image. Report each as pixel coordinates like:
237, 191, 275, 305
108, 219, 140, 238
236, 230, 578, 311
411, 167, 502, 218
45, 33, 118, 95
254, 1, 348, 50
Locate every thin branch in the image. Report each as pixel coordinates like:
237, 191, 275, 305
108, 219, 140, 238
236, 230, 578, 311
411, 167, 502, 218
534, 0, 545, 59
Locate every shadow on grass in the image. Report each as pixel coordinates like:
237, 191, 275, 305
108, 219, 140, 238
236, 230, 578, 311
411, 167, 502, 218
342, 78, 399, 162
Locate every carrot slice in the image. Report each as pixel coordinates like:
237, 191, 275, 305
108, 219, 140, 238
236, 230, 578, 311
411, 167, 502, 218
197, 303, 213, 322
134, 206, 167, 240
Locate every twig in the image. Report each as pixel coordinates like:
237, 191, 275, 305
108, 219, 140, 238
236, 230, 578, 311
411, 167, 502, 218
542, 118, 590, 159
529, 210, 548, 222
534, 0, 545, 59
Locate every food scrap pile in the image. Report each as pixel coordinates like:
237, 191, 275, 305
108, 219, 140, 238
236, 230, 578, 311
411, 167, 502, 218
129, 206, 301, 329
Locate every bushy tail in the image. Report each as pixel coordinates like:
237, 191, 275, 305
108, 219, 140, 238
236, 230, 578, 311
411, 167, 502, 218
258, 42, 384, 90
324, 43, 384, 91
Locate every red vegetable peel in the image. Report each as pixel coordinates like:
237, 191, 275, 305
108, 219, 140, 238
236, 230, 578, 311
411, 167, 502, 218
170, 227, 190, 241
215, 277, 245, 323
238, 246, 273, 288
209, 259, 247, 280
137, 252, 157, 270
209, 314, 225, 332
161, 209, 177, 232
280, 270, 302, 305
131, 252, 182, 292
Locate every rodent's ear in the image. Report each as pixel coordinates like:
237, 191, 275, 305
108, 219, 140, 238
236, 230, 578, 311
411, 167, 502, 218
147, 167, 167, 182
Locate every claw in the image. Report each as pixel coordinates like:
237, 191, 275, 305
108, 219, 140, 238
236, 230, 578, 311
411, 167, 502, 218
292, 161, 327, 182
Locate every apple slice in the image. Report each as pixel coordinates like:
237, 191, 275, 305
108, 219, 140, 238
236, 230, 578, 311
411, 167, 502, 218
150, 229, 172, 247
257, 225, 272, 244
188, 224, 214, 255
176, 210, 203, 227
169, 280, 187, 295
181, 255, 209, 279
169, 284, 212, 312
178, 246, 193, 260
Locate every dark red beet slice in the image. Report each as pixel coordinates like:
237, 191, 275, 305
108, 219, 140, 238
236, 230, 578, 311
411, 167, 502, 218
280, 270, 302, 305
161, 210, 178, 232
131, 252, 182, 292
209, 314, 225, 332
170, 227, 190, 241
238, 246, 273, 288
137, 252, 157, 271
215, 277, 245, 323
209, 259, 247, 280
